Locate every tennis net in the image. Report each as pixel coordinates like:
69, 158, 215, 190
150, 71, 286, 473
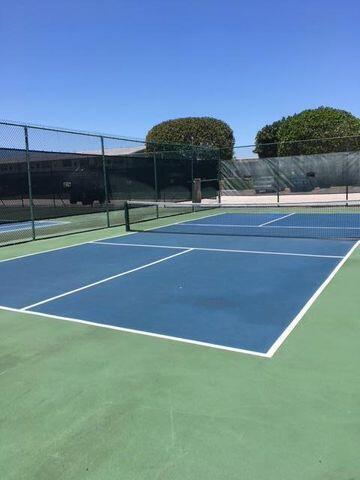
124, 200, 360, 240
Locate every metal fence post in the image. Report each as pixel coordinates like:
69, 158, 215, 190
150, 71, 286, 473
161, 153, 164, 201
345, 142, 351, 205
345, 150, 349, 205
100, 136, 110, 228
24, 126, 36, 240
276, 157, 280, 204
191, 147, 194, 188
191, 147, 195, 211
153, 152, 159, 201
217, 149, 222, 204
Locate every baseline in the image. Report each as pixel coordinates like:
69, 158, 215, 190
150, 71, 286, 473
0, 304, 270, 358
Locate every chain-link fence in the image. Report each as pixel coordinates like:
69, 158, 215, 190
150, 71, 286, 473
2, 121, 358, 246
0, 121, 220, 246
221, 137, 360, 205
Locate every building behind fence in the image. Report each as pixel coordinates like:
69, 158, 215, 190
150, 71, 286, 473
0, 120, 359, 246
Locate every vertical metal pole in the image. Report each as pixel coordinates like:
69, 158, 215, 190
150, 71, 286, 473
100, 136, 110, 228
217, 149, 222, 204
51, 160, 56, 208
24, 126, 36, 240
153, 152, 159, 201
191, 147, 195, 212
161, 153, 165, 201
124, 201, 130, 230
345, 149, 349, 206
276, 158, 280, 205
191, 148, 194, 189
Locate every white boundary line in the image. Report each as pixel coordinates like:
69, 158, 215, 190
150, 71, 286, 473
93, 241, 185, 250
36, 220, 71, 226
259, 212, 295, 227
0, 304, 270, 358
92, 241, 344, 259
21, 248, 193, 311
177, 223, 360, 230
266, 239, 360, 357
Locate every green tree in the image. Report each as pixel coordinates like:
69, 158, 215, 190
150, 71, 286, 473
277, 107, 360, 156
254, 118, 289, 158
146, 117, 235, 159
255, 107, 360, 158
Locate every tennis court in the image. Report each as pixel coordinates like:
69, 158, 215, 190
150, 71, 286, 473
1, 200, 360, 479
1, 201, 358, 357
0, 219, 69, 234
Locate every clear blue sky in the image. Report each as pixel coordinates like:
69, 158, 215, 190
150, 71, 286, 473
0, 0, 359, 145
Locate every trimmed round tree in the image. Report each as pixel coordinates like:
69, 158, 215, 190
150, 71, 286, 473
146, 117, 235, 159
254, 118, 288, 158
277, 107, 360, 156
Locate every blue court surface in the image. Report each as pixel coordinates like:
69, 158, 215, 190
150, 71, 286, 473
0, 211, 358, 357
0, 219, 68, 233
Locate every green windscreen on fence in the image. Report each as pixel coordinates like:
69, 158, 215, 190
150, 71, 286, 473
221, 150, 360, 200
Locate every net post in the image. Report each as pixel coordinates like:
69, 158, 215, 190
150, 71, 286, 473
24, 126, 36, 240
100, 136, 110, 228
124, 201, 130, 231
